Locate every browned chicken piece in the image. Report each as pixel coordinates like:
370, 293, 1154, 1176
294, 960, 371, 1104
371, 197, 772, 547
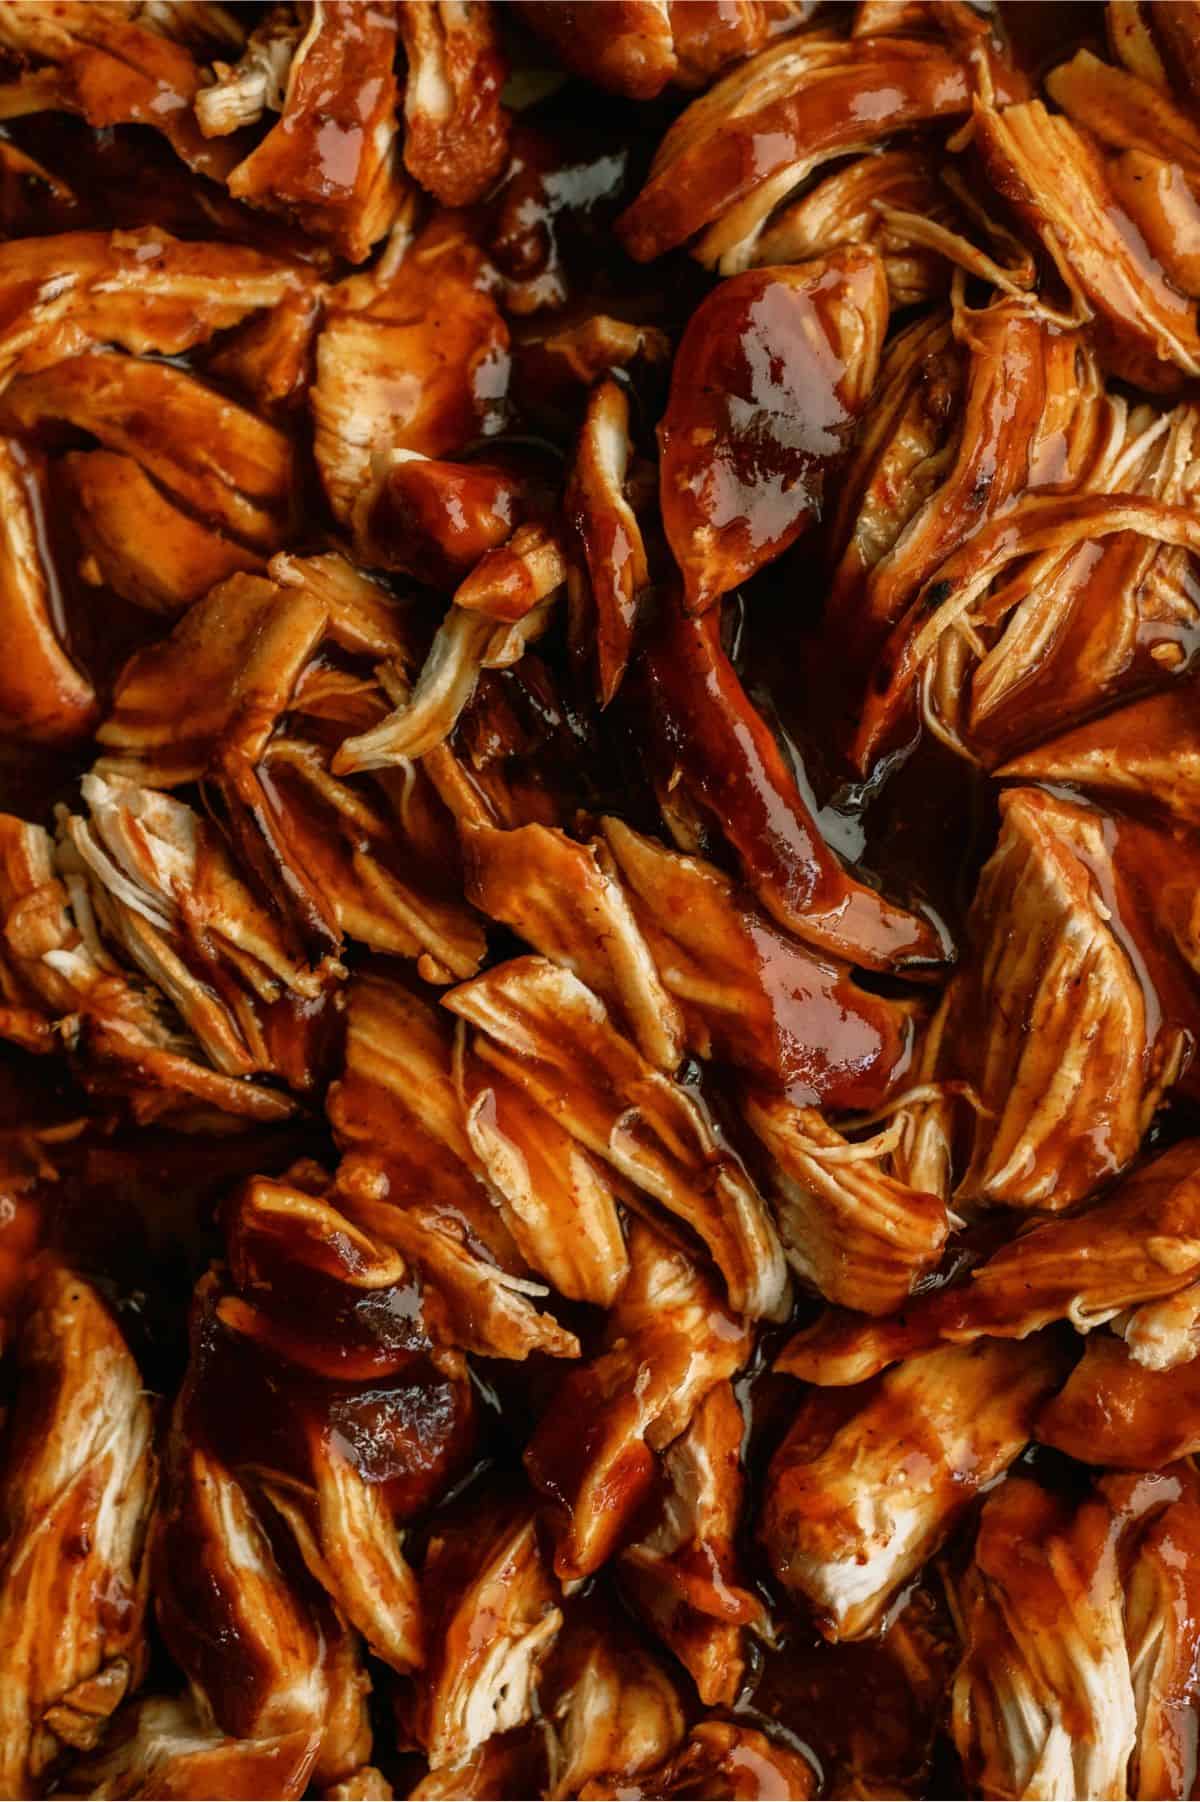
95, 569, 328, 786
1108, 0, 1171, 86
1000, 675, 1200, 823
0, 351, 294, 552
155, 1439, 335, 1762
223, 727, 487, 983
57, 770, 337, 1083
0, 808, 300, 1124
353, 454, 524, 589
226, 0, 408, 262
222, 1173, 419, 1379
407, 1727, 551, 1801
526, 1219, 754, 1582
973, 98, 1200, 390
446, 955, 790, 1319
658, 250, 888, 615
943, 787, 1179, 1210
566, 377, 650, 705
1152, 0, 1200, 105
760, 1336, 1065, 1639
453, 521, 566, 620
744, 1091, 950, 1316
830, 298, 1108, 668
750, 149, 1005, 308
1123, 1472, 1200, 1799
0, 1260, 155, 1798
95, 555, 407, 786
948, 1474, 1141, 1800
195, 3, 303, 138
619, 1384, 766, 1708
1038, 1332, 1200, 1466
160, 1224, 480, 1731
512, 1, 678, 100
457, 1038, 630, 1307
63, 450, 262, 615
0, 228, 315, 391
579, 1720, 817, 1800
671, 0, 813, 87
332, 577, 559, 773
542, 1603, 685, 1798
206, 284, 324, 415
462, 819, 684, 1071
63, 1694, 323, 1802
329, 971, 580, 1361
854, 426, 1200, 770
824, 311, 961, 653
312, 218, 510, 524
780, 1138, 1200, 1385
412, 1498, 563, 1771
617, 32, 1019, 270
517, 0, 811, 101
600, 818, 919, 1111
518, 314, 670, 393
1119, 1278, 1200, 1369
1046, 47, 1200, 178
637, 600, 949, 974
0, 0, 237, 180
0, 437, 95, 744
397, 2, 509, 207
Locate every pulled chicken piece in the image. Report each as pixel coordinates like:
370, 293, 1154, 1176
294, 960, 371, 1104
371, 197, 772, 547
600, 817, 918, 1110
759, 1336, 1064, 1639
778, 1137, 1200, 1382
226, 0, 408, 263
566, 376, 650, 705
195, 4, 303, 138
62, 449, 262, 616
0, 227, 316, 391
445, 955, 790, 1320
619, 1384, 766, 1708
0, 0, 236, 180
413, 1496, 563, 1771
1037, 1332, 1200, 1468
657, 250, 888, 614
462, 819, 684, 1072
743, 1090, 950, 1316
311, 218, 510, 524
0, 351, 294, 552
63, 1693, 324, 1802
0, 1260, 155, 1798
617, 31, 1013, 270
397, 2, 509, 208
0, 437, 95, 743
944, 787, 1179, 1210
973, 97, 1200, 390
329, 970, 581, 1361
542, 1601, 685, 1798
947, 1469, 1200, 1801
525, 1219, 755, 1582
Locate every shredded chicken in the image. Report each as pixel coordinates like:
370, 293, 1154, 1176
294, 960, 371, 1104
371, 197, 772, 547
619, 1384, 765, 1708
225, 0, 409, 263
446, 955, 790, 1320
414, 1500, 563, 1771
525, 1220, 754, 1581
0, 1261, 155, 1798
617, 31, 1015, 269
760, 1336, 1065, 1638
397, 2, 509, 207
